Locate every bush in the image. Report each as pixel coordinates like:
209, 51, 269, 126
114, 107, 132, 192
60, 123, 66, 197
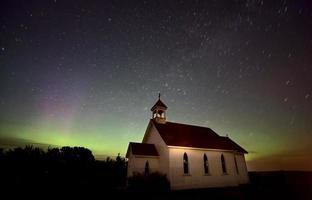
128, 172, 170, 193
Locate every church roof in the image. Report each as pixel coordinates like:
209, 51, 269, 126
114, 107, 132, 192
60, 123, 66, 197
128, 142, 159, 156
151, 99, 168, 111
151, 120, 248, 153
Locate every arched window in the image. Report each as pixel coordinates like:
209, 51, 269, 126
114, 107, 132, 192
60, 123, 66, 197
221, 154, 227, 174
183, 153, 189, 174
234, 156, 239, 174
203, 154, 209, 174
145, 161, 149, 175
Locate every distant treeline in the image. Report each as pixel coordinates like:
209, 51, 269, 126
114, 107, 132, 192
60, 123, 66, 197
0, 146, 127, 193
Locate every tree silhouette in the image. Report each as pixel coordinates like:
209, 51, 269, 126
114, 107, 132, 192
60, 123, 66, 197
128, 172, 170, 193
0, 145, 127, 194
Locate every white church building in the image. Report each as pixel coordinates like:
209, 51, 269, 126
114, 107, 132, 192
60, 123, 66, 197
126, 97, 249, 190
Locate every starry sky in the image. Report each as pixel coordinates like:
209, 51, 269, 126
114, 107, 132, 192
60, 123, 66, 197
1, 0, 312, 171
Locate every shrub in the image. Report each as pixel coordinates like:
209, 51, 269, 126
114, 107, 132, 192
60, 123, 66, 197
127, 172, 170, 193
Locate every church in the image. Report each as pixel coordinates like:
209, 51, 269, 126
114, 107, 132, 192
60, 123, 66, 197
126, 96, 249, 190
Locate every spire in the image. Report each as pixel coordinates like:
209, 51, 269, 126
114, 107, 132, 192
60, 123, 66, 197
158, 93, 161, 100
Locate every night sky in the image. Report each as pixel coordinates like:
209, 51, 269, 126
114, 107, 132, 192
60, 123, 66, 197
1, 0, 312, 171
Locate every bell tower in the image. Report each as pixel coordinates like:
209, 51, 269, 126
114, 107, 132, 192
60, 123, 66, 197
151, 93, 167, 124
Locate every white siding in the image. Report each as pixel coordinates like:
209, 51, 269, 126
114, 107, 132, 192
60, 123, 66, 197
168, 147, 249, 190
127, 121, 249, 190
127, 150, 160, 177
142, 123, 169, 176
235, 153, 249, 184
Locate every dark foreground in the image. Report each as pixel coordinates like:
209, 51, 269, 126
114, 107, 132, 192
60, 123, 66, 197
124, 171, 312, 200
1, 147, 311, 199
176, 171, 312, 200
2, 171, 312, 200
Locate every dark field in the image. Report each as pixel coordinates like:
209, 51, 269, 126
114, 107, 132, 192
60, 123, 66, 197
1, 147, 311, 199
127, 171, 312, 200
2, 171, 311, 200
180, 171, 312, 200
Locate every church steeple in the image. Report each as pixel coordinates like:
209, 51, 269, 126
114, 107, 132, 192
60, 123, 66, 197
151, 93, 167, 124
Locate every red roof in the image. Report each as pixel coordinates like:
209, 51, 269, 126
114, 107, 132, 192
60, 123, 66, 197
151, 99, 168, 111
152, 120, 247, 153
129, 142, 159, 156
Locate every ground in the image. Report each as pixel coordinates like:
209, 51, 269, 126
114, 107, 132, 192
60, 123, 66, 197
3, 171, 311, 200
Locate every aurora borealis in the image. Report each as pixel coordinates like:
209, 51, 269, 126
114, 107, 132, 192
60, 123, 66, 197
1, 0, 312, 171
